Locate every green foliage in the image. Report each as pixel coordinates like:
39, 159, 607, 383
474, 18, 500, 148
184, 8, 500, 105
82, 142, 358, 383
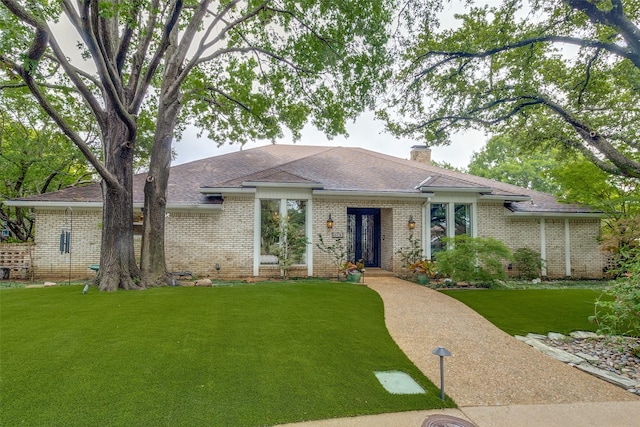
513, 248, 544, 280
276, 217, 309, 279
396, 233, 424, 266
592, 249, 640, 336
466, 135, 561, 194
0, 90, 97, 242
435, 235, 513, 284
316, 234, 347, 272
0, 283, 451, 425
392, 1, 640, 178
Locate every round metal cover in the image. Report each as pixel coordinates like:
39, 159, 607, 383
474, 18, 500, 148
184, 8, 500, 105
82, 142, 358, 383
422, 414, 477, 427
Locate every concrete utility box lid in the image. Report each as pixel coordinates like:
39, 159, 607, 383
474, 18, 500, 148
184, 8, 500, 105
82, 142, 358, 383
374, 371, 426, 394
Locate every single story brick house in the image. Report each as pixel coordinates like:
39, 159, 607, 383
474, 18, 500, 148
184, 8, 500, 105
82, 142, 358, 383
5, 144, 606, 279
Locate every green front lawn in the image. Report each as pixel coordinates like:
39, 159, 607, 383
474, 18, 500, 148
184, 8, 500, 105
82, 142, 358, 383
440, 288, 606, 336
0, 281, 452, 426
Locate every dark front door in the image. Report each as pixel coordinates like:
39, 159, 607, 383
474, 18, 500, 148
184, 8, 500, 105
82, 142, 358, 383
347, 208, 380, 268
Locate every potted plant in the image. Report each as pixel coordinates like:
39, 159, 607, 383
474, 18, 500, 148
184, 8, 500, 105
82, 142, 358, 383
340, 260, 365, 283
408, 259, 436, 285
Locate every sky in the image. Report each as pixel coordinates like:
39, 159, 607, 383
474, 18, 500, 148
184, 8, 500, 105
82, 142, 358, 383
171, 111, 488, 169
171, 1, 495, 169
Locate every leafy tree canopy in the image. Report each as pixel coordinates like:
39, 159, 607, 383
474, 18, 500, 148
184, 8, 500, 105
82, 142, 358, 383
0, 0, 398, 289
0, 90, 96, 241
466, 134, 562, 194
387, 0, 640, 178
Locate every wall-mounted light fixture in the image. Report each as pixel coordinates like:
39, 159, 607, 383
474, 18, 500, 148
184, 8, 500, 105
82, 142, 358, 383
326, 214, 334, 229
408, 215, 416, 230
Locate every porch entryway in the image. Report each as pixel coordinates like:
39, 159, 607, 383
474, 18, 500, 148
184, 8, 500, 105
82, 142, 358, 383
347, 208, 381, 268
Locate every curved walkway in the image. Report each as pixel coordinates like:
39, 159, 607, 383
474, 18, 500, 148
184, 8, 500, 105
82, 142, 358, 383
281, 277, 640, 427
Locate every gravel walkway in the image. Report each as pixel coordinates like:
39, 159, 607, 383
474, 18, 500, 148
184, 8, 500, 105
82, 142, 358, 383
365, 277, 639, 407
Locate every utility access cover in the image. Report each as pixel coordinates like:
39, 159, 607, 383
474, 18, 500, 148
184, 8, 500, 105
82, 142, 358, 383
374, 371, 426, 394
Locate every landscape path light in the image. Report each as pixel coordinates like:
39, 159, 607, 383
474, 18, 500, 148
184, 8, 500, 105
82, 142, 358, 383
432, 346, 451, 401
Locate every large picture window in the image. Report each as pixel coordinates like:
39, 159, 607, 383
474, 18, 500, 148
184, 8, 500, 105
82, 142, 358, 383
260, 199, 307, 265
429, 202, 473, 256
260, 200, 281, 264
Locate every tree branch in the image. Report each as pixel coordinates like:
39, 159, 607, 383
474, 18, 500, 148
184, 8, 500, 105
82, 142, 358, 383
414, 34, 637, 83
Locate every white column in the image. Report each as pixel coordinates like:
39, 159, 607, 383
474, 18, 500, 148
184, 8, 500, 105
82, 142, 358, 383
540, 218, 547, 277
306, 199, 313, 277
565, 218, 571, 277
471, 202, 478, 238
253, 198, 261, 277
422, 201, 429, 260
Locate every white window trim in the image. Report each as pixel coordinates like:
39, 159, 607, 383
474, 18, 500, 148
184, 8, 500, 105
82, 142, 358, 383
425, 201, 476, 260
253, 191, 313, 277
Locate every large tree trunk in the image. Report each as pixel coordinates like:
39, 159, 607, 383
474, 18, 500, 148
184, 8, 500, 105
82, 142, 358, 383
96, 115, 142, 291
140, 97, 181, 287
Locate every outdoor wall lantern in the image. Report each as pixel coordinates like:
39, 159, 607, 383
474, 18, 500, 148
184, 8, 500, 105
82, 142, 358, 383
432, 346, 451, 401
408, 215, 416, 230
326, 214, 334, 229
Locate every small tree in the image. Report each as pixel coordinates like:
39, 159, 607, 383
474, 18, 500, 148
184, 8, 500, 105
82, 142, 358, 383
277, 217, 309, 280
316, 234, 346, 279
396, 233, 423, 265
435, 235, 513, 284
591, 248, 640, 337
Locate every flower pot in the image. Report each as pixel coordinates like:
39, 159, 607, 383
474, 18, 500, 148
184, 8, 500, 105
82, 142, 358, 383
346, 272, 362, 283
417, 273, 429, 285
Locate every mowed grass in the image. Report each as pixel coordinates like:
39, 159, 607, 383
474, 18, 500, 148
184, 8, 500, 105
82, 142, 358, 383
440, 288, 607, 336
0, 281, 452, 426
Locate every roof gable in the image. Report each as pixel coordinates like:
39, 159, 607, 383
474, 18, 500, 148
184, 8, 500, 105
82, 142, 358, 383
6, 144, 598, 214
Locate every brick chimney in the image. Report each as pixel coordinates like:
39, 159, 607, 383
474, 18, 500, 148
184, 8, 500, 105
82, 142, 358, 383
410, 145, 431, 164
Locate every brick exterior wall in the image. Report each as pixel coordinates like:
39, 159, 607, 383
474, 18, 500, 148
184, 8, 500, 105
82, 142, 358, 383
32, 208, 102, 278
28, 199, 606, 280
165, 196, 254, 279
476, 202, 605, 278
312, 198, 421, 278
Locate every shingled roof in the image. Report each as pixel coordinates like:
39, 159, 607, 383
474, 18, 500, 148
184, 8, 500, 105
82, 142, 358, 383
8, 145, 598, 215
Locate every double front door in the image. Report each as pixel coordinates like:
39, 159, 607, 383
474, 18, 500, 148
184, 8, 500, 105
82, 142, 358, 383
347, 208, 380, 268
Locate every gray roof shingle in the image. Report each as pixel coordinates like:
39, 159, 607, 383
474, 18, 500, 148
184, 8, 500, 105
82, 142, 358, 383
10, 145, 597, 214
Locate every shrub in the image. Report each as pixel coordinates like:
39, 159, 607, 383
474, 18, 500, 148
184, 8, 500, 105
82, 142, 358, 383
591, 249, 640, 336
435, 235, 513, 284
513, 248, 544, 279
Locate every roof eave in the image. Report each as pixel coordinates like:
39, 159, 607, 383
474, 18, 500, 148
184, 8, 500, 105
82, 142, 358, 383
241, 181, 324, 189
420, 186, 494, 193
313, 189, 433, 200
199, 187, 257, 195
3, 200, 103, 209
481, 194, 531, 202
505, 210, 602, 218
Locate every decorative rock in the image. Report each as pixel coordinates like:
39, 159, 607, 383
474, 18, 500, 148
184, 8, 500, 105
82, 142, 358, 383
570, 331, 599, 339
575, 352, 600, 362
548, 332, 566, 341
521, 331, 640, 394
194, 279, 212, 287
522, 338, 585, 364
526, 333, 547, 340
574, 363, 639, 389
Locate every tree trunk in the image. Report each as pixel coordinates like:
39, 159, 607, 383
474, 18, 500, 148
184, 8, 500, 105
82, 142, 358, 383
96, 115, 142, 291
140, 97, 181, 287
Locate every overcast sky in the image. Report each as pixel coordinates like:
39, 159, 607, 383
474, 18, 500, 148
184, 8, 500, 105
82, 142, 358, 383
171, 111, 487, 168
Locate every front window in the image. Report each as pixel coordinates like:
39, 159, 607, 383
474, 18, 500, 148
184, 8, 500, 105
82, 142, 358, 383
260, 199, 307, 265
430, 203, 447, 255
260, 200, 281, 264
454, 204, 471, 236
429, 202, 473, 256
